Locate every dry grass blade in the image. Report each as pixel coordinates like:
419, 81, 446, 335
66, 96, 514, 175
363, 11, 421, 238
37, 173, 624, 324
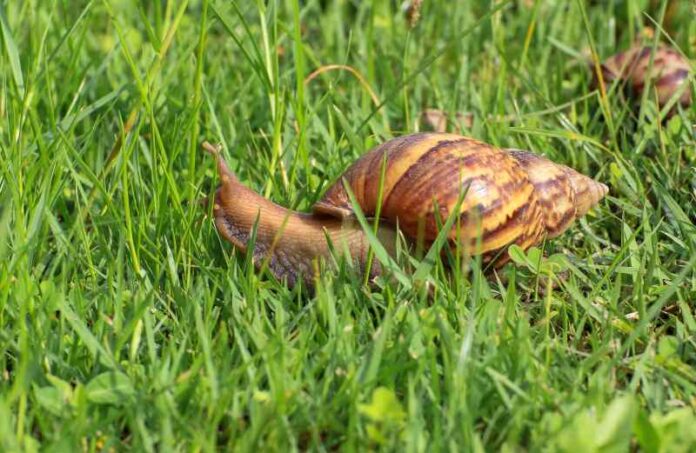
304, 64, 381, 107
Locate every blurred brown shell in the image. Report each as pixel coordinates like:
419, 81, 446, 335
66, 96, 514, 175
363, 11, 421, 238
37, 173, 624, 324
595, 45, 692, 109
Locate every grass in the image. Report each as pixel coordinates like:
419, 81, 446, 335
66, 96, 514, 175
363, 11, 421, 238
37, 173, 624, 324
1, 0, 695, 450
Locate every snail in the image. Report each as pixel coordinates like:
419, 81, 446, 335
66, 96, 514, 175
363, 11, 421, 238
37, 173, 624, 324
206, 133, 608, 288
593, 45, 692, 109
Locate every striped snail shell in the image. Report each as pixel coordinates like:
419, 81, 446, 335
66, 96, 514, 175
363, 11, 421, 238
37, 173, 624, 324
315, 133, 607, 263
207, 133, 607, 288
595, 45, 692, 108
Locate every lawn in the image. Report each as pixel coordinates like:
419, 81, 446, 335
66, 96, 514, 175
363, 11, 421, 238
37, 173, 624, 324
1, 0, 695, 450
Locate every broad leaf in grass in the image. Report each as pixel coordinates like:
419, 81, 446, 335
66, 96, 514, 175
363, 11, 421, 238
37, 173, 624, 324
85, 372, 135, 405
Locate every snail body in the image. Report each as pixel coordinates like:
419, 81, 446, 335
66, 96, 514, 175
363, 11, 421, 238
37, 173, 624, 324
208, 133, 607, 288
208, 150, 398, 288
595, 45, 692, 109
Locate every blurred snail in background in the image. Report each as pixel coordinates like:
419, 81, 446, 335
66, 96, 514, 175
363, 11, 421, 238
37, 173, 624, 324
205, 133, 608, 288
593, 45, 692, 109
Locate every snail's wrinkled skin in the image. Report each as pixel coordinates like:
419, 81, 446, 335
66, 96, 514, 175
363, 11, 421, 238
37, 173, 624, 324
595, 45, 692, 109
207, 133, 608, 288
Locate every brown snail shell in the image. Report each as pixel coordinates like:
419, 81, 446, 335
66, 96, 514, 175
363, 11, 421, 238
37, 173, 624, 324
208, 133, 608, 288
595, 45, 692, 109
